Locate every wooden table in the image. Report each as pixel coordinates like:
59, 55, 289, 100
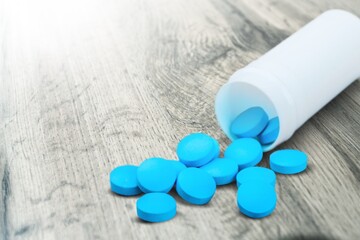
1, 0, 360, 239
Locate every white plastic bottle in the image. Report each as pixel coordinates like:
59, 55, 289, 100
215, 9, 360, 151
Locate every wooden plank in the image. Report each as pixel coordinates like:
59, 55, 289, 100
0, 0, 359, 239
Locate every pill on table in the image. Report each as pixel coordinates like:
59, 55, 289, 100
224, 138, 263, 170
230, 107, 269, 138
270, 149, 308, 174
236, 167, 276, 187
211, 138, 221, 160
237, 182, 276, 219
110, 165, 142, 196
176, 168, 216, 205
258, 117, 280, 145
137, 158, 177, 193
166, 160, 187, 177
196, 137, 221, 166
177, 133, 217, 167
136, 193, 176, 222
200, 158, 238, 185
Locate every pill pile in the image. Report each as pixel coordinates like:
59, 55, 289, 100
109, 106, 308, 222
230, 107, 279, 145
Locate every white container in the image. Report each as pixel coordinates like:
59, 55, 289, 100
215, 9, 360, 151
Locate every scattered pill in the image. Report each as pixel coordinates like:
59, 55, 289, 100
230, 107, 269, 138
237, 182, 276, 219
270, 149, 308, 174
136, 193, 176, 222
176, 168, 216, 205
258, 117, 280, 145
224, 138, 263, 170
137, 158, 177, 193
236, 167, 276, 187
166, 160, 187, 177
177, 133, 217, 167
201, 158, 238, 185
211, 138, 221, 160
110, 125, 307, 222
110, 165, 142, 196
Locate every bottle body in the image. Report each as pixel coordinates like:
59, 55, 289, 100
215, 10, 360, 151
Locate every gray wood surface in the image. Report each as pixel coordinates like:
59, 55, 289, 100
1, 0, 360, 239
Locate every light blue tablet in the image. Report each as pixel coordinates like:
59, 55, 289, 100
137, 158, 177, 193
110, 165, 142, 196
258, 117, 279, 145
177, 133, 217, 167
236, 167, 276, 187
230, 107, 269, 138
201, 158, 238, 185
211, 138, 221, 160
166, 160, 187, 177
224, 138, 263, 170
270, 149, 308, 174
176, 168, 216, 205
237, 182, 276, 219
136, 193, 176, 222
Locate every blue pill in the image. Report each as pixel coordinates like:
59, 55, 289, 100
237, 182, 276, 218
224, 138, 263, 170
236, 167, 276, 187
136, 193, 176, 222
166, 160, 187, 177
258, 117, 280, 145
176, 168, 216, 205
177, 133, 217, 167
230, 107, 269, 138
110, 165, 142, 196
200, 158, 238, 185
270, 149, 308, 174
211, 138, 221, 160
137, 158, 177, 193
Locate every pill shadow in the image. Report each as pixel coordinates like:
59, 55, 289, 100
108, 189, 143, 198
235, 208, 276, 221
216, 181, 237, 189
274, 163, 313, 178
278, 234, 336, 240
132, 212, 185, 224
133, 217, 155, 224
168, 188, 215, 208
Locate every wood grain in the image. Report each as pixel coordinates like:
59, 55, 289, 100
1, 0, 360, 239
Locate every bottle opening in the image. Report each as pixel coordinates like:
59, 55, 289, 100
215, 81, 281, 152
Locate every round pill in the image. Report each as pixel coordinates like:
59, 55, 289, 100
230, 107, 269, 138
166, 160, 187, 177
210, 138, 220, 160
136, 193, 176, 222
236, 167, 276, 187
237, 182, 276, 219
137, 158, 177, 193
177, 133, 217, 167
270, 149, 308, 174
176, 168, 216, 205
224, 138, 263, 170
110, 165, 142, 196
258, 117, 280, 145
200, 158, 238, 185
